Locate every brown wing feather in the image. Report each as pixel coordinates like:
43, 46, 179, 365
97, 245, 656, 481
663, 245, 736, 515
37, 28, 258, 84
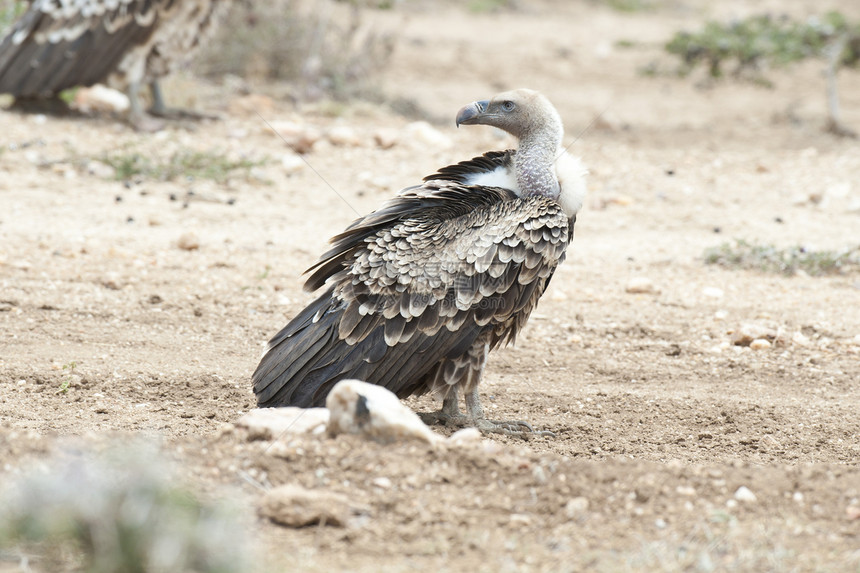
0, 0, 160, 96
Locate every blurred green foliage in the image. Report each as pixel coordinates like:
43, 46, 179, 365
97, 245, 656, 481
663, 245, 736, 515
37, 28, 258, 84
101, 150, 266, 183
704, 239, 860, 276
0, 444, 247, 573
666, 12, 860, 82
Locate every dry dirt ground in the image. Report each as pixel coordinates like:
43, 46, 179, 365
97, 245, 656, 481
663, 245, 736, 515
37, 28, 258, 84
2, 1, 860, 571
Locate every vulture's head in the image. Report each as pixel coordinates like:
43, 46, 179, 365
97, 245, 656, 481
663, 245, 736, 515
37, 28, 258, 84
455, 89, 562, 143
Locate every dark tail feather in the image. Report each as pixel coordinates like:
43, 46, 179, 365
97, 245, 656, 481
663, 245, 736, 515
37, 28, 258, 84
252, 291, 485, 408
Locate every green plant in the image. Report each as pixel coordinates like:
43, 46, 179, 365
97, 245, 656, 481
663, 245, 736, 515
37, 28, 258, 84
0, 443, 247, 572
101, 149, 266, 183
58, 361, 77, 394
703, 239, 860, 276
664, 12, 860, 135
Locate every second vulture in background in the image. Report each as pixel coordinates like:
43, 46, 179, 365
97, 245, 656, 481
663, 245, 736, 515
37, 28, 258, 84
0, 0, 228, 128
253, 89, 587, 435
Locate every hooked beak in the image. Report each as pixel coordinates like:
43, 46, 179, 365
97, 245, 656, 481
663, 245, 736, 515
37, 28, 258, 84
455, 99, 490, 127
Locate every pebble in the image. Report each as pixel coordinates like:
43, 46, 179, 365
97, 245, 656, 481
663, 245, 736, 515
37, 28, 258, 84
625, 277, 659, 295
326, 380, 442, 445
749, 338, 771, 351
73, 85, 129, 113
266, 121, 322, 154
404, 121, 452, 149
734, 486, 757, 503
730, 321, 778, 346
327, 125, 361, 146
281, 154, 305, 175
259, 484, 351, 527
447, 427, 482, 446
236, 407, 330, 440
176, 233, 200, 251
371, 477, 392, 489
373, 128, 399, 149
792, 331, 811, 347
564, 497, 589, 519
702, 286, 724, 298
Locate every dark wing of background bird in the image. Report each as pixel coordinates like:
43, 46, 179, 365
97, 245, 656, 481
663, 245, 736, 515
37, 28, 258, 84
0, 0, 159, 97
252, 152, 573, 408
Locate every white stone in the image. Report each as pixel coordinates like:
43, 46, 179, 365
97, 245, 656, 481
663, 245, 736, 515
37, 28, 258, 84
702, 286, 724, 298
625, 277, 659, 295
371, 477, 392, 489
564, 497, 589, 519
749, 338, 772, 351
734, 486, 757, 503
447, 427, 482, 446
792, 331, 811, 347
404, 121, 452, 149
237, 407, 330, 440
327, 125, 361, 146
281, 154, 305, 175
326, 380, 442, 444
74, 84, 129, 113
730, 321, 778, 346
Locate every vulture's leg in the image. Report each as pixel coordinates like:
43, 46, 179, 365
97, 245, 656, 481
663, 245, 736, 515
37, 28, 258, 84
147, 80, 217, 120
127, 81, 164, 132
465, 387, 554, 437
419, 386, 471, 427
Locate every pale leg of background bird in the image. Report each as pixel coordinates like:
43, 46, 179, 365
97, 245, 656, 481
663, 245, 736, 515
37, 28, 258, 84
148, 80, 217, 120
127, 81, 164, 132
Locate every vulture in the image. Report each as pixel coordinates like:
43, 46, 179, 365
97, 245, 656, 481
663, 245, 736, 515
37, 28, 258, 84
0, 0, 228, 127
253, 89, 587, 434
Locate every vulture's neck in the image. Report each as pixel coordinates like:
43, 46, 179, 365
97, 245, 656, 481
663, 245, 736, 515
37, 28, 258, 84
514, 125, 563, 199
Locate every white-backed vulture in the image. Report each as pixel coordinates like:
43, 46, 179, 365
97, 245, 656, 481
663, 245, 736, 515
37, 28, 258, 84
0, 0, 228, 127
253, 89, 587, 435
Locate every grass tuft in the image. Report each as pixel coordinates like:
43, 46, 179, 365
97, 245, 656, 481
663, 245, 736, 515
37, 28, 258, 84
704, 239, 860, 276
101, 150, 266, 183
0, 443, 247, 572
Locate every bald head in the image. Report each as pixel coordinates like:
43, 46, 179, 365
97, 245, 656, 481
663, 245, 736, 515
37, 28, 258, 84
455, 89, 563, 143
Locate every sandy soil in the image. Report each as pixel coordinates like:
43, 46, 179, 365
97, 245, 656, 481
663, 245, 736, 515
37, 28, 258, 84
1, 1, 859, 571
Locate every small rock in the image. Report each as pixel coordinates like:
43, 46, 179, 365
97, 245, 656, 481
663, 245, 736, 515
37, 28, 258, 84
326, 380, 442, 444
730, 321, 778, 346
86, 160, 116, 179
625, 277, 659, 295
93, 403, 110, 414
792, 331, 811, 347
176, 233, 200, 251
404, 121, 451, 149
846, 506, 860, 520
564, 497, 589, 519
236, 407, 330, 440
373, 128, 399, 149
749, 338, 771, 351
266, 121, 322, 154
371, 477, 392, 489
259, 484, 350, 527
327, 125, 361, 146
509, 513, 532, 526
734, 486, 757, 503
73, 84, 129, 113
702, 286, 724, 298
447, 427, 482, 446
281, 153, 305, 175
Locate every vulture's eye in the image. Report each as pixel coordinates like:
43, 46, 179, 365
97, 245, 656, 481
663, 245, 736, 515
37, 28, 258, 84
501, 101, 516, 112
